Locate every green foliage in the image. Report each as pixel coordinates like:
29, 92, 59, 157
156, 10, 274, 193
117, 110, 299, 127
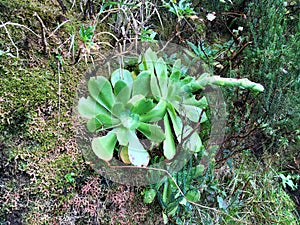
163, 0, 196, 21
144, 161, 205, 224
140, 28, 157, 42
215, 154, 299, 224
79, 25, 95, 44
221, 0, 300, 164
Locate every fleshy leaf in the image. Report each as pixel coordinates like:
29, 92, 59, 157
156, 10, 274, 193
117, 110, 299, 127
115, 81, 131, 104
140, 99, 167, 122
155, 58, 168, 97
168, 107, 203, 152
121, 113, 140, 130
92, 131, 117, 161
181, 125, 203, 153
88, 76, 114, 111
119, 146, 131, 164
163, 114, 176, 160
112, 102, 126, 118
142, 48, 158, 73
137, 122, 165, 142
114, 80, 127, 96
132, 71, 151, 96
111, 69, 133, 89
171, 59, 181, 76
115, 126, 129, 146
131, 98, 155, 115
78, 96, 111, 119
167, 108, 183, 139
128, 131, 150, 166
86, 117, 102, 132
183, 96, 208, 108
150, 71, 162, 99
174, 102, 206, 123
86, 113, 119, 132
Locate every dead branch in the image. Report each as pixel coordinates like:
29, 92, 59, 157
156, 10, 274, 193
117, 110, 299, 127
34, 12, 48, 56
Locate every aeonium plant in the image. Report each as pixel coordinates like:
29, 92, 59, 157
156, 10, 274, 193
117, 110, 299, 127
78, 68, 167, 166
78, 47, 264, 168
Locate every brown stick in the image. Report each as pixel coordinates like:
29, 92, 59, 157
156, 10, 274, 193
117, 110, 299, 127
33, 12, 48, 56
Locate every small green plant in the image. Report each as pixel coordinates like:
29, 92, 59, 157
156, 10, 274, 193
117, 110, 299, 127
140, 28, 157, 42
65, 172, 76, 183
143, 162, 205, 223
79, 25, 97, 53
79, 25, 94, 45
163, 0, 196, 21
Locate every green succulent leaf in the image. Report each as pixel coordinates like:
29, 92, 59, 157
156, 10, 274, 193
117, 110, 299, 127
167, 108, 203, 152
132, 71, 151, 96
78, 96, 111, 119
128, 131, 150, 166
140, 99, 167, 122
92, 131, 117, 162
167, 108, 183, 139
119, 146, 131, 164
127, 94, 144, 108
86, 117, 102, 132
181, 125, 203, 153
183, 95, 208, 108
131, 97, 155, 115
150, 71, 162, 99
166, 82, 177, 100
114, 80, 127, 96
211, 76, 265, 92
137, 122, 165, 143
174, 102, 206, 123
86, 113, 119, 132
112, 102, 126, 118
121, 113, 140, 130
155, 57, 168, 97
163, 114, 176, 160
114, 81, 131, 104
172, 59, 181, 74
142, 48, 158, 73
111, 68, 133, 89
88, 76, 114, 111
115, 127, 129, 146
